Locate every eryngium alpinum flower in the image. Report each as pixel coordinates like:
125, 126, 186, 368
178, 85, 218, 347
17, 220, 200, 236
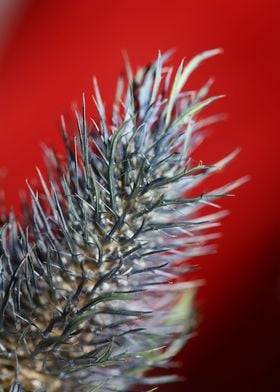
0, 49, 246, 391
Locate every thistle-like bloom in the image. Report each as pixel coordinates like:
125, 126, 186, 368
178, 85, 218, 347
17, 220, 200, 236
0, 50, 245, 391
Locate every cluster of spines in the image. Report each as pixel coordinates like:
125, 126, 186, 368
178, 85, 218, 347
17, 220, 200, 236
0, 50, 247, 391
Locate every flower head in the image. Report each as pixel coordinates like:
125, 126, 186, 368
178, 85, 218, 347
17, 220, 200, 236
0, 50, 244, 391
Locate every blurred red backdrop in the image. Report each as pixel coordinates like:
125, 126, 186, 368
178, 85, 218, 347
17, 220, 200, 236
0, 0, 279, 390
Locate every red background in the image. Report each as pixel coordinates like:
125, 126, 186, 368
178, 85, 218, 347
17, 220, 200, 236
0, 1, 279, 390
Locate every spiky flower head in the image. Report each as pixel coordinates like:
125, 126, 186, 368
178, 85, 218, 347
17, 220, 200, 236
0, 49, 245, 391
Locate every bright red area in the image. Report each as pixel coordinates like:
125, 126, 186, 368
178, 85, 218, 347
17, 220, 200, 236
0, 1, 279, 390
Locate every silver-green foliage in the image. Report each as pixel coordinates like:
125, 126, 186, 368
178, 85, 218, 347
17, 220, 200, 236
0, 50, 245, 391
